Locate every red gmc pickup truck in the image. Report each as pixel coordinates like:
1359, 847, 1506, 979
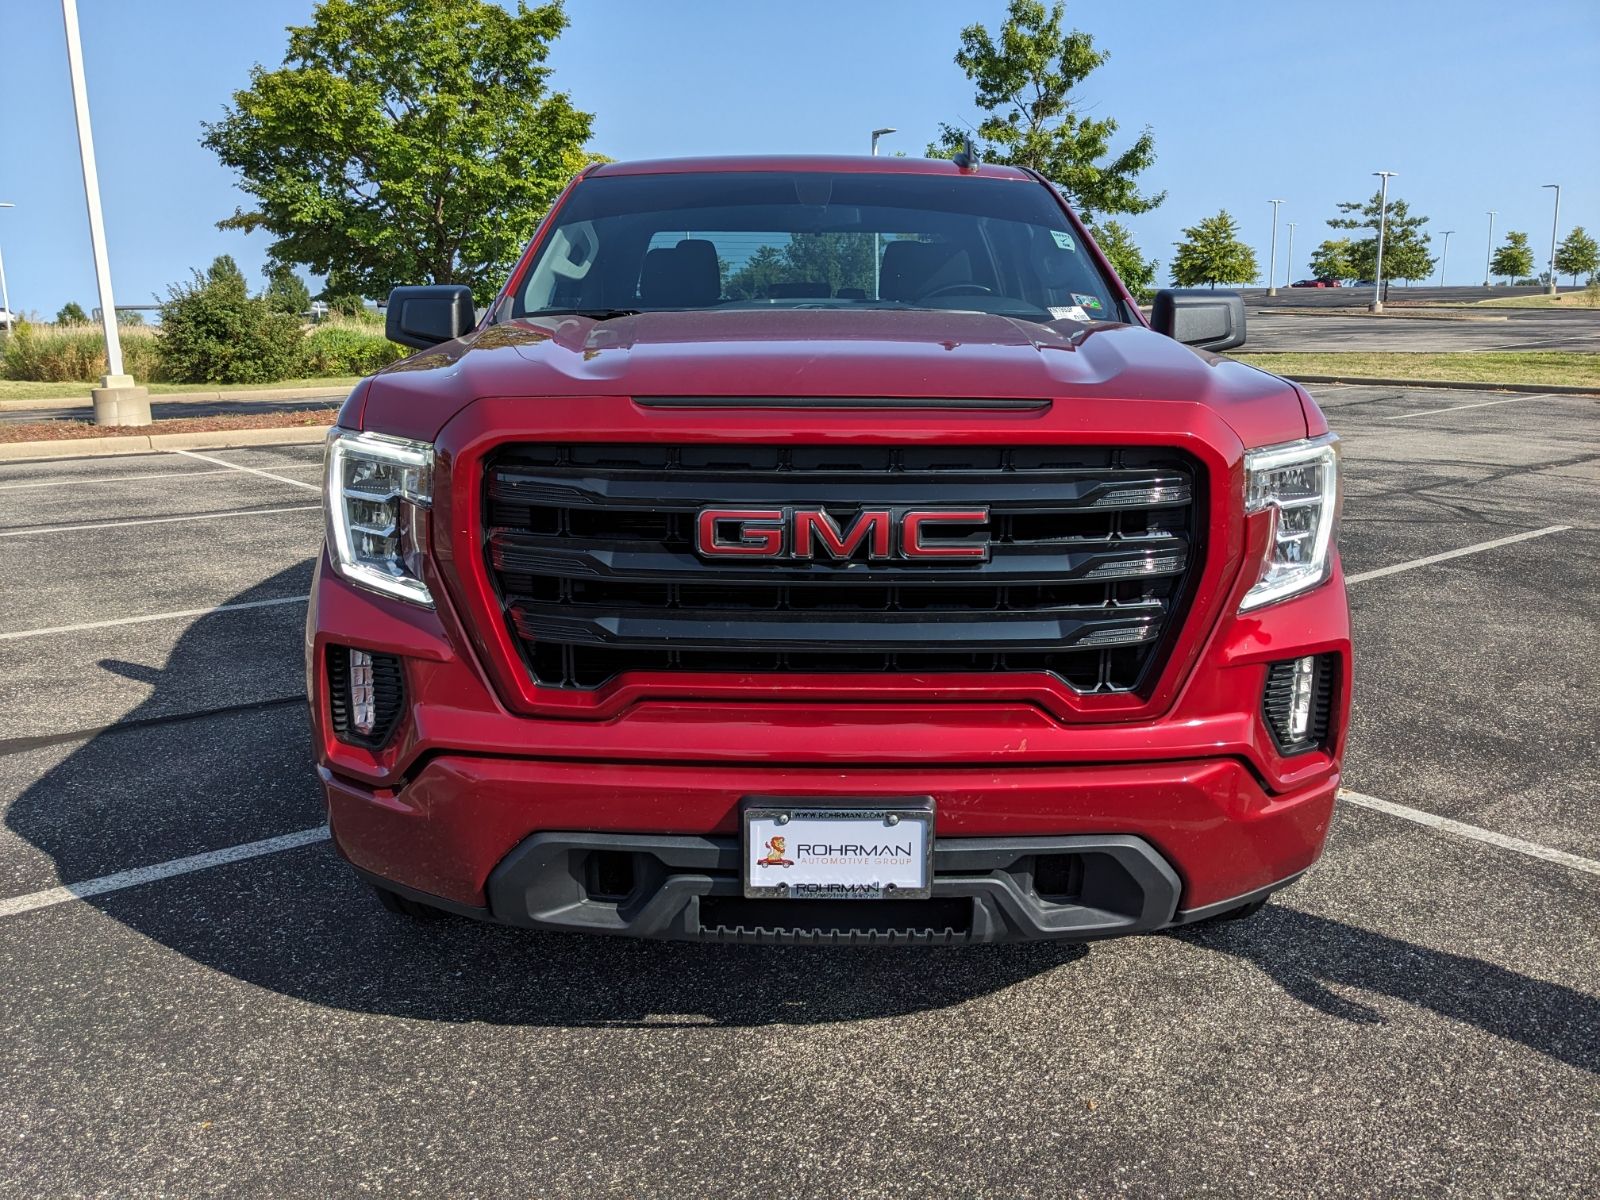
310, 155, 1348, 944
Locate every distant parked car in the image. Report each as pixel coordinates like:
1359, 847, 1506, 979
1290, 279, 1340, 288
0, 307, 19, 329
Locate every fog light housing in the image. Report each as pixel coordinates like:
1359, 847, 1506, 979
327, 644, 406, 747
1262, 653, 1336, 754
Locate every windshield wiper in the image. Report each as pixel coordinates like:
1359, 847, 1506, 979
529, 308, 644, 321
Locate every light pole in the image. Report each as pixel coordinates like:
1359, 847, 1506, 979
870, 128, 895, 299
61, 0, 149, 426
1265, 199, 1285, 296
1484, 210, 1496, 286
1284, 222, 1297, 289
1542, 183, 1561, 295
1437, 230, 1453, 288
1370, 171, 1397, 313
0, 203, 13, 331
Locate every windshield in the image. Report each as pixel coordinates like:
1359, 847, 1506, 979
510, 171, 1122, 324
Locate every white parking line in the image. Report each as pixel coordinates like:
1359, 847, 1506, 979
0, 595, 310, 642
0, 464, 322, 491
0, 826, 330, 919
0, 504, 319, 537
173, 448, 321, 491
1384, 393, 1567, 420
1341, 790, 1600, 877
1345, 525, 1570, 585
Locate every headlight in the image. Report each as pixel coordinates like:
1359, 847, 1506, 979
324, 428, 434, 605
1240, 433, 1340, 611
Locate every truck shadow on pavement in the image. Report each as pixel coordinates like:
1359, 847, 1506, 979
6, 566, 1598, 1055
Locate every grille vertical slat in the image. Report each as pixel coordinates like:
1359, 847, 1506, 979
483, 444, 1202, 694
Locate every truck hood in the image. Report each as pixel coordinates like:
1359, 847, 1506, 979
358, 309, 1304, 447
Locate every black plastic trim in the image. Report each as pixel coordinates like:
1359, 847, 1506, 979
1169, 869, 1307, 925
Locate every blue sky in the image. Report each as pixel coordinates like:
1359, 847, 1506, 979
1, 0, 1596, 316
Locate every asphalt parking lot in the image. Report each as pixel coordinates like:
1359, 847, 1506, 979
1, 387, 1597, 1197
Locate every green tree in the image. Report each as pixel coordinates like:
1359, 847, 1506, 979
1554, 225, 1598, 285
202, 0, 596, 304
929, 1, 1163, 222
263, 262, 313, 315
157, 260, 305, 384
119, 310, 146, 326
1308, 238, 1355, 283
1328, 191, 1434, 282
1171, 210, 1258, 288
55, 302, 89, 324
1490, 231, 1535, 282
1088, 220, 1156, 302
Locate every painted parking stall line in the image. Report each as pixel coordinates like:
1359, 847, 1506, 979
0, 464, 323, 491
0, 504, 319, 537
0, 594, 310, 642
1341, 791, 1600, 878
1383, 393, 1575, 420
0, 826, 331, 919
1344, 525, 1570, 585
173, 448, 322, 491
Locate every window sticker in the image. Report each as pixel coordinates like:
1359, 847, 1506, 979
1071, 292, 1104, 311
1048, 305, 1090, 322
1049, 230, 1075, 251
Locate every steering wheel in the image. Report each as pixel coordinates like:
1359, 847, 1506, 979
919, 281, 994, 299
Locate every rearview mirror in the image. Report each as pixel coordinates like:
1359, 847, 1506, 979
385, 285, 477, 350
1149, 289, 1246, 352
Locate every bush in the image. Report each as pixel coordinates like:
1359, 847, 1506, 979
1, 321, 164, 383
157, 263, 304, 384
56, 301, 89, 324
299, 323, 406, 376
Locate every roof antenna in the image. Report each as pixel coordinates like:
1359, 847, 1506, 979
952, 134, 979, 171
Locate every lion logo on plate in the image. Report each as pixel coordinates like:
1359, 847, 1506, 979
757, 835, 794, 868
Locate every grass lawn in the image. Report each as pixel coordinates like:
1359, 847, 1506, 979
0, 376, 359, 403
1472, 291, 1600, 309
1234, 351, 1600, 389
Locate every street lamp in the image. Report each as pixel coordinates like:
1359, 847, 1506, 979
1266, 199, 1285, 296
1484, 210, 1496, 287
61, 0, 149, 426
1370, 171, 1397, 313
0, 203, 13, 332
1542, 183, 1561, 295
1437, 230, 1454, 288
1284, 222, 1297, 289
870, 128, 896, 299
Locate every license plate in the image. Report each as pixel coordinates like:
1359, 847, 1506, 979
743, 798, 934, 900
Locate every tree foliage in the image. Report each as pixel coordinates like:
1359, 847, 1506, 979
930, 0, 1163, 222
1171, 211, 1257, 288
1088, 220, 1156, 301
1308, 238, 1355, 283
157, 255, 305, 384
1555, 226, 1598, 284
723, 236, 875, 300
263, 262, 313, 315
202, 0, 596, 304
55, 302, 89, 324
1490, 231, 1535, 282
1328, 191, 1434, 282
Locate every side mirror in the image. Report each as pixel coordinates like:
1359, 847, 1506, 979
385, 285, 477, 350
1149, 289, 1246, 352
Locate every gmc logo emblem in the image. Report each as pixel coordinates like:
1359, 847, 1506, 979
696, 507, 990, 561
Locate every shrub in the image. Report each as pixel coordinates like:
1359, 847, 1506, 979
1, 321, 164, 382
157, 263, 304, 383
299, 322, 406, 376
56, 301, 89, 324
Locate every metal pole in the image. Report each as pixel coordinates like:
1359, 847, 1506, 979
1484, 211, 1496, 286
0, 203, 13, 331
1542, 184, 1561, 295
870, 128, 895, 299
1284, 222, 1296, 289
61, 0, 148, 424
1437, 231, 1453, 288
1266, 199, 1284, 296
1370, 171, 1396, 313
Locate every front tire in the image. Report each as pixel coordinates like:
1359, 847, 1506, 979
371, 882, 445, 920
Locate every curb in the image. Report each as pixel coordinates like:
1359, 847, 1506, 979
0, 385, 348, 413
0, 423, 330, 463
1256, 308, 1509, 322
1252, 373, 1600, 396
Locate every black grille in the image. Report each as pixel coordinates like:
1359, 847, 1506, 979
483, 444, 1203, 693
1262, 653, 1337, 754
326, 644, 406, 747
